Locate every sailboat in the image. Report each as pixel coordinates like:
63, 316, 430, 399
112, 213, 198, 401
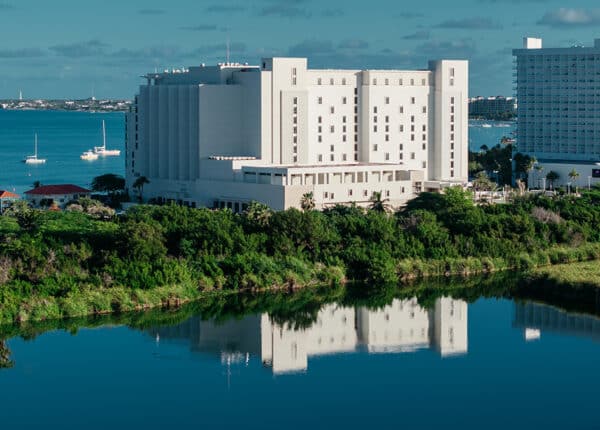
94, 120, 120, 156
22, 134, 46, 164
80, 149, 99, 161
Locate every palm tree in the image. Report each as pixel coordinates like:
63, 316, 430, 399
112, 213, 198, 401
546, 171, 559, 190
534, 164, 544, 189
369, 191, 390, 213
133, 176, 150, 202
32, 180, 41, 189
568, 168, 580, 194
525, 156, 537, 190
300, 192, 315, 211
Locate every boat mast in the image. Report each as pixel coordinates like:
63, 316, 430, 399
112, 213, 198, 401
102, 120, 106, 150
34, 133, 38, 157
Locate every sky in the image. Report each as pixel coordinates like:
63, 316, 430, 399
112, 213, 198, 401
2, 0, 600, 99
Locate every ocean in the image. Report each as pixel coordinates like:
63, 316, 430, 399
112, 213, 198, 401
0, 110, 125, 195
0, 110, 515, 196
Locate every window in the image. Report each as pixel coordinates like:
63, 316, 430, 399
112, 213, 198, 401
411, 134, 415, 141
422, 125, 426, 131
354, 154, 358, 161
411, 97, 415, 104
411, 152, 415, 159
330, 154, 335, 161
385, 152, 390, 160
318, 116, 322, 123
363, 190, 368, 197
385, 115, 389, 123
385, 190, 390, 197
342, 116, 347, 123
422, 134, 426, 141
342, 97, 347, 104
410, 79, 414, 85
450, 68, 455, 77
318, 78, 322, 85
330, 78, 334, 85
422, 78, 426, 85
373, 116, 378, 123
343, 126, 347, 132
411, 115, 415, 123
385, 78, 389, 85
318, 126, 322, 133
318, 154, 323, 161
399, 153, 403, 160
422, 161, 427, 168
342, 134, 347, 142
373, 144, 378, 151
343, 153, 347, 161
400, 106, 404, 114
422, 143, 426, 150
342, 78, 347, 85
293, 155, 298, 162
373, 78, 377, 85
330, 125, 335, 133
348, 189, 353, 196
373, 125, 378, 132
385, 135, 390, 142
318, 97, 323, 104
422, 106, 427, 114
318, 135, 322, 142
450, 97, 455, 104
450, 115, 454, 122
399, 78, 403, 85
385, 97, 390, 104
451, 170, 455, 177
399, 144, 403, 150
373, 106, 378, 114
330, 106, 335, 114
293, 97, 298, 105
330, 145, 334, 151
400, 125, 404, 132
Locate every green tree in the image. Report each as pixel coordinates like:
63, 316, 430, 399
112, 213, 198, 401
300, 192, 315, 212
32, 180, 41, 189
91, 173, 126, 194
546, 171, 560, 190
244, 201, 272, 229
133, 176, 150, 202
4, 200, 40, 231
568, 168, 580, 193
369, 191, 391, 213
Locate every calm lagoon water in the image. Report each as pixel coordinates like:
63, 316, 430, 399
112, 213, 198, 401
1, 293, 599, 430
0, 110, 125, 195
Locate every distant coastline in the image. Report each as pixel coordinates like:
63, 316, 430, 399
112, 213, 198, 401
0, 98, 132, 113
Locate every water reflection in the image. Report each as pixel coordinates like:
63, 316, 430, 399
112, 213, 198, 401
514, 302, 600, 343
154, 297, 468, 374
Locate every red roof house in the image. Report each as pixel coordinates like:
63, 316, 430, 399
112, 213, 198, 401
24, 184, 91, 208
0, 190, 20, 213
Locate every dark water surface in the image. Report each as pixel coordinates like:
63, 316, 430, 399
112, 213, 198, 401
0, 283, 599, 430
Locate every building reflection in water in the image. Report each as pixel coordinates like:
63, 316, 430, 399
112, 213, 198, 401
153, 297, 468, 375
514, 302, 600, 343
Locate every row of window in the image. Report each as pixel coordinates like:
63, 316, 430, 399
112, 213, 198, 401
314, 77, 429, 86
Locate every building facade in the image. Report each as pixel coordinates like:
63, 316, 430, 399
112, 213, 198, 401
468, 96, 516, 118
24, 184, 91, 208
126, 57, 468, 210
514, 37, 600, 188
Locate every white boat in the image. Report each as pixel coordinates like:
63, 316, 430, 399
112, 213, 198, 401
94, 120, 120, 156
481, 124, 492, 128
80, 149, 99, 161
22, 134, 46, 164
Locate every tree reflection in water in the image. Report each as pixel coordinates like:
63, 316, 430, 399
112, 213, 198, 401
0, 340, 13, 368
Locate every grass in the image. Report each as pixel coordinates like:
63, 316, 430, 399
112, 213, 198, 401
529, 260, 600, 288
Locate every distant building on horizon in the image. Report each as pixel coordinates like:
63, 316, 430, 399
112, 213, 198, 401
125, 56, 469, 211
468, 96, 516, 119
514, 37, 600, 188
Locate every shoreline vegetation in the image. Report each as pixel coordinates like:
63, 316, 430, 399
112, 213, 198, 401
2, 187, 600, 325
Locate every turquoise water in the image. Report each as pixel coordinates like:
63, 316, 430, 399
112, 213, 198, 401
1, 295, 599, 429
0, 111, 514, 196
0, 110, 125, 195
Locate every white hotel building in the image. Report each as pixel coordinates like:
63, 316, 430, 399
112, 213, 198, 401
125, 57, 468, 210
514, 38, 600, 188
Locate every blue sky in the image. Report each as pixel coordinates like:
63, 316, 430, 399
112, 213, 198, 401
2, 0, 600, 99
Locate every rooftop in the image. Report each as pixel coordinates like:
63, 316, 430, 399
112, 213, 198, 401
0, 190, 19, 199
24, 184, 91, 196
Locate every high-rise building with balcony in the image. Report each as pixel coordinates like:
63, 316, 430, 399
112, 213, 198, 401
125, 57, 468, 210
514, 37, 600, 187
